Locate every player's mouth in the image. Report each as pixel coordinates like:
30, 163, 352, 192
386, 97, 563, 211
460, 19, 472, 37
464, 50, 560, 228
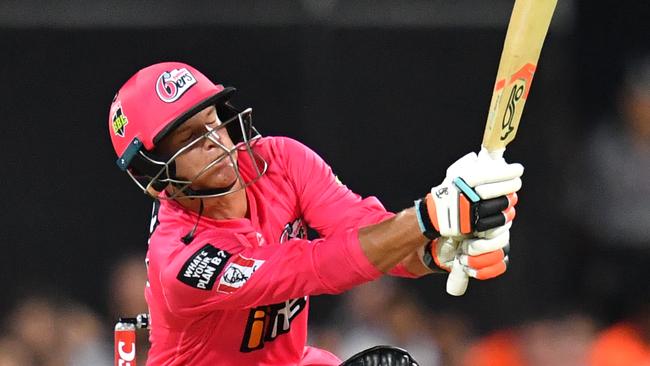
211, 151, 237, 171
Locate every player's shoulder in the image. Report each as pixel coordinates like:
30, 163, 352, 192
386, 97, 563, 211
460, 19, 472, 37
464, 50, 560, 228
148, 204, 249, 266
252, 136, 315, 169
256, 135, 308, 154
157, 233, 249, 291
167, 239, 239, 292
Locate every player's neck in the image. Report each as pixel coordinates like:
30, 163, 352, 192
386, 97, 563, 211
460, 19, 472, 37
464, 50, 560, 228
201, 188, 248, 220
173, 184, 249, 220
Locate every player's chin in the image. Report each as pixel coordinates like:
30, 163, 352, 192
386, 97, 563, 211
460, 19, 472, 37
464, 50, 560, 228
198, 168, 239, 190
199, 157, 232, 177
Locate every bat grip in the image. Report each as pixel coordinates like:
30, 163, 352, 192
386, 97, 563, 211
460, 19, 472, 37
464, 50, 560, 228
480, 146, 505, 161
446, 257, 469, 296
445, 147, 505, 296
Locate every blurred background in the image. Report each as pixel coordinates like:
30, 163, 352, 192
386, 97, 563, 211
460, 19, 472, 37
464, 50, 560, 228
0, 0, 648, 365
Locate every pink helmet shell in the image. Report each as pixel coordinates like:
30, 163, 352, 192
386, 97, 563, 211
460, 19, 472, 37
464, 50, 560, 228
108, 62, 235, 170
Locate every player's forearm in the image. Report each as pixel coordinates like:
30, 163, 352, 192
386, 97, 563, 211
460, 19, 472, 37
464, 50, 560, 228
358, 207, 430, 273
398, 245, 435, 276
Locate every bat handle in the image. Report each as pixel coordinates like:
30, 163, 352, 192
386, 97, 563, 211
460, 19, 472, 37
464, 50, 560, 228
479, 146, 505, 161
445, 146, 505, 296
446, 256, 469, 296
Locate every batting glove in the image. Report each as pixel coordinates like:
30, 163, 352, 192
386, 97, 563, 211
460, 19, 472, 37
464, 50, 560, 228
423, 222, 511, 280
415, 151, 523, 239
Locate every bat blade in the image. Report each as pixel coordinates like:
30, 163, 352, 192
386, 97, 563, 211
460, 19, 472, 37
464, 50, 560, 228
446, 0, 557, 296
482, 0, 558, 154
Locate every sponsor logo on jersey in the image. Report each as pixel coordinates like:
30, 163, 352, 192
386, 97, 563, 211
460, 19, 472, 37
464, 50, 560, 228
111, 101, 129, 137
177, 244, 231, 290
279, 218, 306, 244
155, 68, 197, 103
240, 297, 307, 352
217, 254, 264, 294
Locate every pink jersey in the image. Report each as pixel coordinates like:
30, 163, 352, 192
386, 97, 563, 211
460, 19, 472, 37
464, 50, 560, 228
144, 136, 418, 366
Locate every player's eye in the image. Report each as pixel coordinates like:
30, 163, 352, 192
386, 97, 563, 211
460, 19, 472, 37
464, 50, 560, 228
181, 133, 193, 142
181, 130, 200, 144
207, 119, 221, 128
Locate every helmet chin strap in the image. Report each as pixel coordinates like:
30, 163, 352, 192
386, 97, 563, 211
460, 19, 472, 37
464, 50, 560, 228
181, 199, 204, 245
175, 179, 239, 244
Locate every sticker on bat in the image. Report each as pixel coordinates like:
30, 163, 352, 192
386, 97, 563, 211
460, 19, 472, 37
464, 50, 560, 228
500, 83, 524, 141
500, 63, 537, 141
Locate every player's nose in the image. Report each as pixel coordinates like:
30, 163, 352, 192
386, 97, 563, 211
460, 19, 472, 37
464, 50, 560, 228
203, 125, 223, 150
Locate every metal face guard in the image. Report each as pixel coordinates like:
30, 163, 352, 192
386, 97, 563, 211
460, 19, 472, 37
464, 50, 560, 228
126, 108, 267, 199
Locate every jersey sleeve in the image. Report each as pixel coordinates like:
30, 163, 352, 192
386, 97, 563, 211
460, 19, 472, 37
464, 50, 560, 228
160, 228, 383, 316
275, 137, 420, 279
273, 137, 387, 234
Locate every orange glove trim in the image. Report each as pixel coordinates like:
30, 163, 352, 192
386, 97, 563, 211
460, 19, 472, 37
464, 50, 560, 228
467, 250, 505, 269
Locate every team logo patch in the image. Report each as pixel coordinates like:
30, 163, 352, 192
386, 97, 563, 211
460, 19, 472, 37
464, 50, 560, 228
155, 68, 197, 103
177, 244, 231, 290
217, 255, 265, 294
111, 101, 129, 137
279, 219, 306, 244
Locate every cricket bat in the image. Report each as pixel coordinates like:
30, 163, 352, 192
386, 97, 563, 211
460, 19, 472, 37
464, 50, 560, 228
446, 0, 558, 296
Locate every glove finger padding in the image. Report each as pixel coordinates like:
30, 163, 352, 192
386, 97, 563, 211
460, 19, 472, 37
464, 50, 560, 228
427, 185, 518, 237
475, 193, 517, 217
446, 152, 524, 185
459, 249, 505, 269
459, 162, 524, 189
456, 223, 510, 279
475, 206, 516, 232
463, 228, 510, 256
474, 178, 522, 200
463, 257, 509, 280
475, 221, 512, 239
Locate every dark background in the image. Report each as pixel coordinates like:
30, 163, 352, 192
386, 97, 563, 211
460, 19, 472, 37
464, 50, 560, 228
0, 0, 647, 333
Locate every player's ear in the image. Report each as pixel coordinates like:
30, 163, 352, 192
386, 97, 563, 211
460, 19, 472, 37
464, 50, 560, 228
127, 149, 175, 197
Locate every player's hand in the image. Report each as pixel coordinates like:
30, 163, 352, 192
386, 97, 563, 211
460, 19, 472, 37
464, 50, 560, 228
418, 151, 523, 238
457, 222, 511, 279
424, 222, 511, 279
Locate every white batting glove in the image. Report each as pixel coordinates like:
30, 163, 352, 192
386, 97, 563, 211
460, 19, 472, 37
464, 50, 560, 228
422, 236, 459, 273
457, 222, 511, 279
423, 222, 511, 280
414, 151, 523, 239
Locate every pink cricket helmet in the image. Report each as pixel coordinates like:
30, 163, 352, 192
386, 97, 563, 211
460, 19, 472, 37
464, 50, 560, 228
109, 62, 236, 171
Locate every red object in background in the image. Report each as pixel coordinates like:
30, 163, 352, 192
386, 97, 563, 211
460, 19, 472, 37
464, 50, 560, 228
463, 329, 523, 366
588, 322, 650, 366
115, 321, 137, 366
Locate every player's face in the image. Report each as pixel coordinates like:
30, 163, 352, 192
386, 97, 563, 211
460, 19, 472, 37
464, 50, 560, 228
156, 105, 239, 191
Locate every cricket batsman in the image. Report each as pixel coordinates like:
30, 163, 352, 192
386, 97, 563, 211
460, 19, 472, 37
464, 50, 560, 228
107, 62, 523, 365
